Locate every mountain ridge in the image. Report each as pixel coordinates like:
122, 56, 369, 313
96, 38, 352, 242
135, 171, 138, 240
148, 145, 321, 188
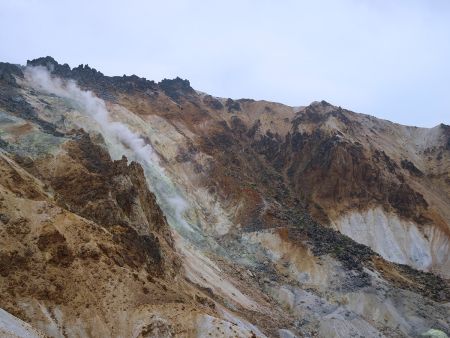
21, 56, 450, 130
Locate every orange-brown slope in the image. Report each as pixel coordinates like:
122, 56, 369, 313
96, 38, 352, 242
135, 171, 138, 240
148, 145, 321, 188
0, 133, 216, 337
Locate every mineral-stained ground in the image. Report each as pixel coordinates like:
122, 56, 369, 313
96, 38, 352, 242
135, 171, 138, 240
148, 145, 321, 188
0, 57, 449, 337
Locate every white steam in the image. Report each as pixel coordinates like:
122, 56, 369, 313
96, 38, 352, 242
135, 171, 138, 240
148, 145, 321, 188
24, 66, 194, 234
25, 66, 160, 164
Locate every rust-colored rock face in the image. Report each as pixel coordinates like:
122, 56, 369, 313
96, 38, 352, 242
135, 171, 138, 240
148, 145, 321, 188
0, 58, 449, 337
39, 131, 170, 237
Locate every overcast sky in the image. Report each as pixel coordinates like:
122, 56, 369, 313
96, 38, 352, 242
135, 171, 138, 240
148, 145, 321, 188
1, 0, 449, 127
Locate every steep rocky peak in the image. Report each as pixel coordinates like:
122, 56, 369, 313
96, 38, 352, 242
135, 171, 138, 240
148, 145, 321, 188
158, 76, 196, 102
291, 100, 354, 137
26, 56, 61, 70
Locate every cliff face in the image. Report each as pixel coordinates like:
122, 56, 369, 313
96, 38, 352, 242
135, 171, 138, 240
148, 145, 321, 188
246, 101, 450, 276
0, 106, 185, 336
0, 58, 449, 337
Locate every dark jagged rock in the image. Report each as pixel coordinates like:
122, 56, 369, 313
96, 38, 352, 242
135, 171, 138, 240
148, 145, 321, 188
37, 230, 74, 267
27, 56, 158, 99
225, 98, 241, 112
27, 56, 61, 71
202, 95, 223, 110
440, 123, 450, 150
373, 150, 398, 174
237, 98, 256, 104
230, 116, 247, 135
111, 226, 162, 270
246, 120, 261, 138
0, 62, 23, 86
158, 77, 196, 102
401, 159, 424, 177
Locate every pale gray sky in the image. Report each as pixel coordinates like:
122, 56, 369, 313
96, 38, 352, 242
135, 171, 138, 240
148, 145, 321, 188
1, 0, 449, 127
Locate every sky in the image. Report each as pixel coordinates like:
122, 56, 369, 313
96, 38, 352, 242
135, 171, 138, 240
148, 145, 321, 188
1, 0, 449, 127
